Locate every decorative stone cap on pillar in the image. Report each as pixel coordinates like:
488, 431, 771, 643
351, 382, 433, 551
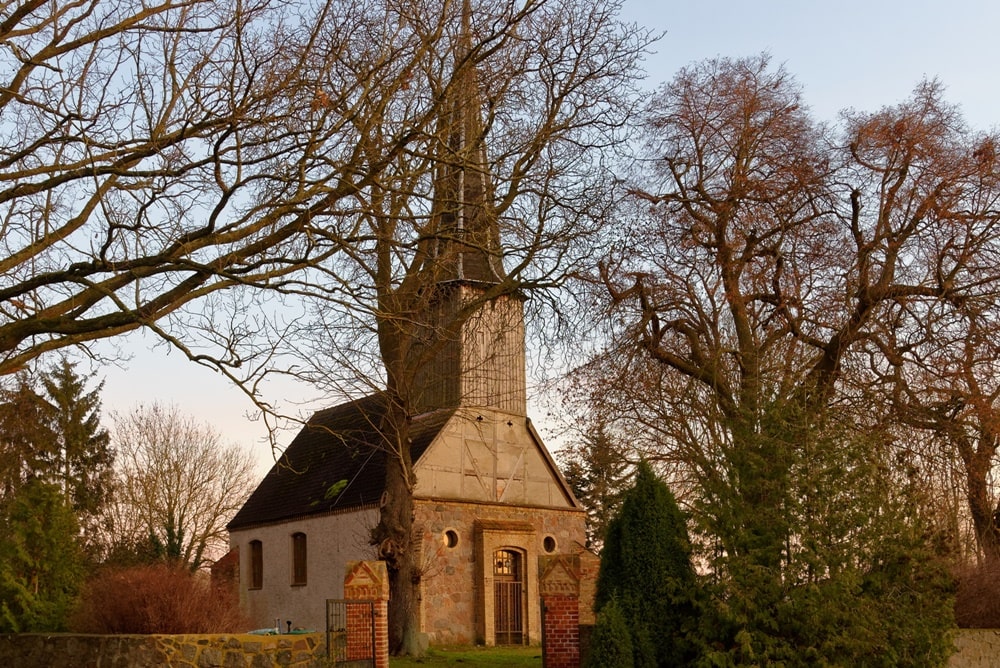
538, 553, 581, 598
344, 561, 390, 601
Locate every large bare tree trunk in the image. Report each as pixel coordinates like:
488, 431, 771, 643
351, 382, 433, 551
371, 391, 422, 655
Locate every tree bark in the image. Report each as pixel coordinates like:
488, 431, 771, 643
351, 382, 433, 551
372, 392, 422, 655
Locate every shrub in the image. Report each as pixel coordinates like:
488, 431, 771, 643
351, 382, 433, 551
583, 599, 633, 668
71, 563, 249, 634
955, 560, 1000, 628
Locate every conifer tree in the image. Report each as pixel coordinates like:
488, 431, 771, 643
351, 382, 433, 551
0, 374, 56, 505
583, 598, 633, 668
0, 479, 84, 632
39, 359, 113, 534
561, 422, 632, 550
595, 461, 701, 666
695, 403, 956, 667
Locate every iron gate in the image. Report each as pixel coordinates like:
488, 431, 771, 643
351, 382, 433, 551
494, 549, 525, 645
326, 599, 377, 667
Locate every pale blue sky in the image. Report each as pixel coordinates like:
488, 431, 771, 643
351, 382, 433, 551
98, 0, 1000, 468
625, 0, 1000, 130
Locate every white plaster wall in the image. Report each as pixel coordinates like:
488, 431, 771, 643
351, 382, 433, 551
229, 508, 378, 632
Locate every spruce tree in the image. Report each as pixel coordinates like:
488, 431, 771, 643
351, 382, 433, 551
39, 358, 113, 522
561, 422, 632, 550
0, 374, 56, 504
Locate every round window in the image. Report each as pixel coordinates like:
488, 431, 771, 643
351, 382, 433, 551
444, 529, 459, 549
543, 535, 557, 553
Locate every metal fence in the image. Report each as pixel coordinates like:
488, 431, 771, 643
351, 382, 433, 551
326, 599, 376, 667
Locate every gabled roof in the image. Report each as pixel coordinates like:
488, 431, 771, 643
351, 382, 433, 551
228, 394, 453, 531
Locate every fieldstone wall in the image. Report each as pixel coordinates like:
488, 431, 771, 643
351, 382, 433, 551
950, 629, 1000, 667
415, 498, 587, 645
0, 632, 325, 667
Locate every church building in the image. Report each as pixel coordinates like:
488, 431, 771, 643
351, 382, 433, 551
226, 9, 586, 646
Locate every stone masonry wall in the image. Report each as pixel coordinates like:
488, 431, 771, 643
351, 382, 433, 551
0, 632, 325, 668
415, 498, 586, 645
950, 629, 1000, 667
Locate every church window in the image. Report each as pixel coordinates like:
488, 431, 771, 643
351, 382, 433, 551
494, 549, 516, 576
543, 535, 557, 553
444, 529, 459, 548
249, 540, 263, 589
291, 532, 307, 585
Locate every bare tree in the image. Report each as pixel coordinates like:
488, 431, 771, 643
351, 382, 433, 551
1, 0, 650, 651
107, 403, 256, 571
574, 54, 997, 658
0, 0, 512, 381
237, 0, 651, 653
603, 57, 1000, 576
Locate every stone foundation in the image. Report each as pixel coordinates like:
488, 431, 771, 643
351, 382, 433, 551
0, 632, 326, 667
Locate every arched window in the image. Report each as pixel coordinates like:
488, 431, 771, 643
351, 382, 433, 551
249, 540, 263, 589
291, 532, 307, 585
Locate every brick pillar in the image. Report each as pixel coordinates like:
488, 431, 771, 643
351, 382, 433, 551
576, 551, 600, 662
539, 554, 582, 668
344, 560, 390, 668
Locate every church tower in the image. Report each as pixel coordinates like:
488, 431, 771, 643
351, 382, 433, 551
411, 2, 526, 417
226, 4, 584, 644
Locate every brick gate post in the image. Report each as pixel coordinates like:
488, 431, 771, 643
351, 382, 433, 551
539, 554, 582, 668
344, 560, 390, 668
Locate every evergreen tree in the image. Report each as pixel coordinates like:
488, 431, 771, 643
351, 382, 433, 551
595, 461, 701, 666
0, 373, 57, 504
583, 598, 633, 668
695, 403, 956, 667
0, 479, 84, 631
39, 358, 113, 523
0, 361, 112, 561
560, 422, 632, 550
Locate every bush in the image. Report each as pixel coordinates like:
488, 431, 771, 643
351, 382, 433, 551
955, 561, 1000, 628
71, 563, 249, 634
583, 599, 633, 668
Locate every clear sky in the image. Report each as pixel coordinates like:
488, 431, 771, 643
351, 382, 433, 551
96, 0, 1000, 471
623, 0, 1000, 130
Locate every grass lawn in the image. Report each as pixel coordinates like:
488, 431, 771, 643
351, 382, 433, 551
389, 646, 543, 666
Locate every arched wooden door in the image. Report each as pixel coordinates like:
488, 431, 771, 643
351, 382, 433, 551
493, 549, 524, 645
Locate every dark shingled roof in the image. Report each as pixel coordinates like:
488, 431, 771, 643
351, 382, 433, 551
228, 394, 453, 531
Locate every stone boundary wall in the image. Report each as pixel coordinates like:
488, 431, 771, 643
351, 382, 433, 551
3, 625, 995, 666
950, 629, 1000, 667
0, 632, 326, 667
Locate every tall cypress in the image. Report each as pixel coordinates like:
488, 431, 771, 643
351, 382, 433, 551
595, 461, 701, 666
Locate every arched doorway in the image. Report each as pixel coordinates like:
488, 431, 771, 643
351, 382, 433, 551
493, 548, 525, 644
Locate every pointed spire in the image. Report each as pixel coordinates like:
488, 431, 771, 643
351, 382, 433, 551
425, 0, 504, 285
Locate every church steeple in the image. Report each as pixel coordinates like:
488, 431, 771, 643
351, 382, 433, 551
411, 2, 526, 417
422, 0, 504, 286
